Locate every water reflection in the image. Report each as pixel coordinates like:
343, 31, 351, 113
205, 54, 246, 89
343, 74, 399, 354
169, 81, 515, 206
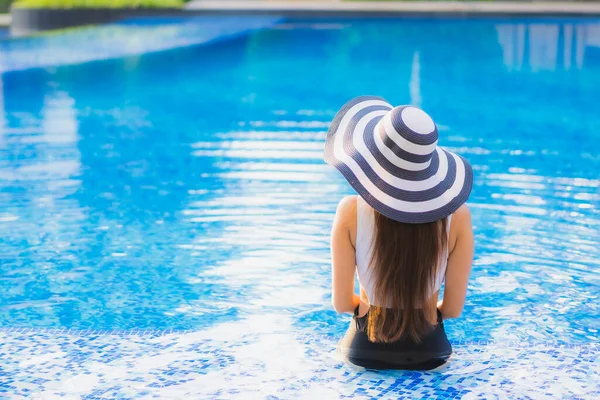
0, 74, 4, 137
0, 18, 598, 348
496, 21, 600, 71
2, 16, 280, 72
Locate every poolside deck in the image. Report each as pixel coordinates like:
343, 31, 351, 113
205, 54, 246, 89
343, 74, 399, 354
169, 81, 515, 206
0, 14, 11, 27
186, 1, 600, 15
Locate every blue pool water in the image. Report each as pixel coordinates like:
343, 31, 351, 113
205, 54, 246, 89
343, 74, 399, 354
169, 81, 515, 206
0, 16, 599, 398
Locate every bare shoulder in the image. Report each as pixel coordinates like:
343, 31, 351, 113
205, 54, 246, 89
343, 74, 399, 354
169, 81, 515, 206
333, 195, 358, 247
336, 195, 357, 217
453, 204, 472, 227
449, 204, 472, 251
334, 195, 357, 228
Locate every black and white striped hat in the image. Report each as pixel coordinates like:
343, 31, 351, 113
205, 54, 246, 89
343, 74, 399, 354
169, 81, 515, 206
324, 96, 473, 224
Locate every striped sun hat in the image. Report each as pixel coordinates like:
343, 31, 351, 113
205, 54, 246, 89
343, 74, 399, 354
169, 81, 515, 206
324, 96, 473, 224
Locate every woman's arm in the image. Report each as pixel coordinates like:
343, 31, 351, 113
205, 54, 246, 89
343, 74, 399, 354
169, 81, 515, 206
438, 204, 474, 320
330, 196, 362, 314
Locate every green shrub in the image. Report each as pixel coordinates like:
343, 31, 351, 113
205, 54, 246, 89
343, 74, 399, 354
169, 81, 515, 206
1, 0, 12, 13
13, 0, 184, 8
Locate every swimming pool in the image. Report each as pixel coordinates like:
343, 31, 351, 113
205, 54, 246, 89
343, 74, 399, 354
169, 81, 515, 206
0, 15, 599, 398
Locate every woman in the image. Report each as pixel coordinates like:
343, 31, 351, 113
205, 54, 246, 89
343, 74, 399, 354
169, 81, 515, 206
325, 96, 474, 370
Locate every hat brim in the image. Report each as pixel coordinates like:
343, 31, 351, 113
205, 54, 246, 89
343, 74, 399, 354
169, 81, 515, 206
324, 96, 473, 224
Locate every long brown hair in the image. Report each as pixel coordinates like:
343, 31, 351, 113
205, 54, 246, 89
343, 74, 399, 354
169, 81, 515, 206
367, 210, 448, 343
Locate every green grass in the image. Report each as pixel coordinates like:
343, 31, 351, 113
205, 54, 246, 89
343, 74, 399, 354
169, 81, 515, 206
13, 0, 184, 8
1, 0, 11, 13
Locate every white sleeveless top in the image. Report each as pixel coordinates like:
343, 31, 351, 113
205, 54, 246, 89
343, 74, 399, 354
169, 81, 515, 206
355, 196, 452, 307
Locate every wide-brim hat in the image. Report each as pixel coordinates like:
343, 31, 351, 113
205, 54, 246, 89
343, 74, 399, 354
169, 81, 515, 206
324, 96, 473, 224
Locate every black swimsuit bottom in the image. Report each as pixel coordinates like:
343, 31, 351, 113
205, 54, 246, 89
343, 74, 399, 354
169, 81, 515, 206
337, 307, 452, 370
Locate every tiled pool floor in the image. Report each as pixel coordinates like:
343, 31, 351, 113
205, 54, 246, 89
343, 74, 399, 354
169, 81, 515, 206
2, 319, 598, 399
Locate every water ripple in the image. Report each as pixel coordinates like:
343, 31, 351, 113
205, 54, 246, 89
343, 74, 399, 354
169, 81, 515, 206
0, 17, 598, 353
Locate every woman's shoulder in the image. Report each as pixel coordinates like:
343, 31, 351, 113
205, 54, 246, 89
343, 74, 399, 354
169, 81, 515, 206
449, 204, 472, 250
336, 194, 357, 214
337, 195, 357, 211
335, 196, 358, 246
335, 195, 358, 228
452, 203, 472, 227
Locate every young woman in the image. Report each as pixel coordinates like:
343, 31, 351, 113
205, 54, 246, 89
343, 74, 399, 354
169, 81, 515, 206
324, 96, 474, 370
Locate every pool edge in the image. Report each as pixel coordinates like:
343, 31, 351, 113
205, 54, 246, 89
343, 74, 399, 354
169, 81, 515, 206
186, 1, 600, 17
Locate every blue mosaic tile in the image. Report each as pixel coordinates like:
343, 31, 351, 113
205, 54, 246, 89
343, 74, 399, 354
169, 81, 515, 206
0, 326, 598, 398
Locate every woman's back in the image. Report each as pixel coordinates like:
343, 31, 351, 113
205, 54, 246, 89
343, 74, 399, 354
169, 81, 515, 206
332, 195, 473, 369
355, 195, 451, 308
324, 96, 474, 369
333, 195, 473, 333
